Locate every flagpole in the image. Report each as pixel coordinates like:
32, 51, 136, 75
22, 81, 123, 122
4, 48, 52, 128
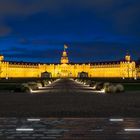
64, 44, 68, 51
64, 45, 65, 51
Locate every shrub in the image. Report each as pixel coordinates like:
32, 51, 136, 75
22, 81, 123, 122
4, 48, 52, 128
107, 85, 117, 93
36, 82, 43, 88
23, 87, 32, 93
27, 82, 38, 90
41, 80, 49, 87
85, 80, 92, 85
95, 82, 104, 90
115, 84, 124, 92
20, 83, 32, 93
100, 83, 125, 94
102, 82, 112, 93
89, 81, 96, 87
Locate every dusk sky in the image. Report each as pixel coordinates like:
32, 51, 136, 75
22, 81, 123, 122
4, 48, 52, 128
0, 0, 140, 63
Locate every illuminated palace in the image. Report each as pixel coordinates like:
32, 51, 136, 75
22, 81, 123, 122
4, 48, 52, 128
0, 45, 140, 79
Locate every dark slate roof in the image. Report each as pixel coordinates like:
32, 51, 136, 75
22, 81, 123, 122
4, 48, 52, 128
5, 61, 39, 65
2, 59, 134, 66
3, 61, 59, 65
69, 60, 122, 65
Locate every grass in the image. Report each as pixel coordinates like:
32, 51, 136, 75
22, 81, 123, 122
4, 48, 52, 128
0, 78, 55, 91
123, 84, 140, 91
78, 77, 140, 83
0, 83, 20, 90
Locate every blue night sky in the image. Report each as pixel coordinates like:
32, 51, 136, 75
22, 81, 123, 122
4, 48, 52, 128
0, 0, 140, 63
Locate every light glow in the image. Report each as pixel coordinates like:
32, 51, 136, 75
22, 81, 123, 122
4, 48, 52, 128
100, 89, 106, 93
124, 129, 140, 132
109, 118, 124, 122
16, 128, 34, 131
27, 118, 41, 122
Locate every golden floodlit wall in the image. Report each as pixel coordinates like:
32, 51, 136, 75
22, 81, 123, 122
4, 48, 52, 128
90, 63, 121, 78
0, 61, 40, 78
136, 66, 140, 78
0, 50, 139, 79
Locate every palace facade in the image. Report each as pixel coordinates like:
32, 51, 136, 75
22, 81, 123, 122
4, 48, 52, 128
0, 46, 139, 79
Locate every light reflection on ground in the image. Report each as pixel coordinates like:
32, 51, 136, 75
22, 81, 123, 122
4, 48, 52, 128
0, 118, 140, 139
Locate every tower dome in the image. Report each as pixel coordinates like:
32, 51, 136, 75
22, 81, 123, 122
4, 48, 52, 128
125, 52, 131, 62
60, 45, 69, 64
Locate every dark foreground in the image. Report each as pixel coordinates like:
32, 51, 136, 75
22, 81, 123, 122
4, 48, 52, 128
0, 118, 140, 140
0, 79, 140, 117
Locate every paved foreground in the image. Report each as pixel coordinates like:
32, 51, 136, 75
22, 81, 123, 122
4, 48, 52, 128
31, 78, 95, 93
0, 78, 140, 117
0, 118, 140, 139
0, 79, 140, 139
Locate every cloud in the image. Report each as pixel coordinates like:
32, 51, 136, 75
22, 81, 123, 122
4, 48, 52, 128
0, 25, 11, 37
19, 38, 65, 46
19, 38, 29, 44
2, 45, 61, 62
1, 39, 140, 63
0, 0, 63, 17
0, 0, 139, 36
110, 1, 140, 35
0, 0, 138, 17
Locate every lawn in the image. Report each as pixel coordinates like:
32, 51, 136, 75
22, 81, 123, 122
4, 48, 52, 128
123, 83, 140, 91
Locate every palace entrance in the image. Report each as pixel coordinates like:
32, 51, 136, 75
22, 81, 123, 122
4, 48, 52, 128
60, 70, 72, 77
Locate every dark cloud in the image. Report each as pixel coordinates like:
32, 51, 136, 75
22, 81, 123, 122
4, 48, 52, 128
0, 25, 11, 36
18, 34, 140, 47
3, 46, 61, 62
19, 38, 65, 46
110, 1, 140, 35
0, 0, 139, 36
2, 40, 140, 63
0, 0, 139, 17
1, 46, 28, 53
19, 38, 29, 44
0, 0, 139, 62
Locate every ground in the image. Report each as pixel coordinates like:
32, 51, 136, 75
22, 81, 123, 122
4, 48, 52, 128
0, 78, 140, 117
